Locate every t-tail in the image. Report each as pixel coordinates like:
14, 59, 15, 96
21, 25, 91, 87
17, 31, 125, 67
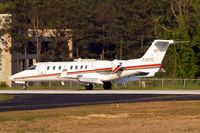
129, 40, 174, 64
128, 40, 174, 78
141, 40, 174, 64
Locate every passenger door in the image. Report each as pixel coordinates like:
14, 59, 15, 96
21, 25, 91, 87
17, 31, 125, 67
59, 65, 69, 78
38, 63, 47, 75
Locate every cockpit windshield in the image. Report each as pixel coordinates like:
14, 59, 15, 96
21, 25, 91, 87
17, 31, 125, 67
27, 65, 36, 70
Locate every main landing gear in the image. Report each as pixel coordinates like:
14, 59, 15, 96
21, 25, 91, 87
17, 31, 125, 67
103, 82, 112, 90
85, 82, 112, 90
85, 84, 93, 90
22, 82, 28, 90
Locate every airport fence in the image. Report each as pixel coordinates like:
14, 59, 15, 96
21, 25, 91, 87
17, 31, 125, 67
41, 78, 200, 89
26, 78, 200, 90
120, 78, 200, 89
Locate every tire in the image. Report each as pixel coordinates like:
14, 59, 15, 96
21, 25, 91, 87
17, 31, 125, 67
103, 82, 112, 90
22, 84, 27, 90
22, 82, 28, 90
85, 84, 93, 90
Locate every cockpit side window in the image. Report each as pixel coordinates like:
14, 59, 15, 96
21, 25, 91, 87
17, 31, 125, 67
27, 65, 36, 70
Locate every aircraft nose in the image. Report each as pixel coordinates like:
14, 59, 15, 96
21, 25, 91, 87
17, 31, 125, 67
9, 74, 18, 81
9, 75, 14, 81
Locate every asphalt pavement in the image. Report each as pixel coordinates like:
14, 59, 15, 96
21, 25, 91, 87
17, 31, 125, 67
1, 90, 200, 111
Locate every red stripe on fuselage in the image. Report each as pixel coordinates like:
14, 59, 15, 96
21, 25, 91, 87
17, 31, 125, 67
112, 65, 121, 73
126, 64, 161, 69
67, 69, 95, 74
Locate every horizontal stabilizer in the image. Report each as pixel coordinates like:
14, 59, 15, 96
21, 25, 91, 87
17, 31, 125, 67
173, 41, 190, 44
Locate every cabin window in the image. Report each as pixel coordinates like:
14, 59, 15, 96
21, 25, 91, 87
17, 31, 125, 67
59, 66, 61, 70
70, 66, 73, 70
47, 66, 50, 70
85, 65, 88, 69
75, 66, 78, 70
27, 65, 36, 70
53, 66, 56, 70
80, 65, 83, 69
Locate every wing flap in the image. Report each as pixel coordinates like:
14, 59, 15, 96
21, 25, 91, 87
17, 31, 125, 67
79, 78, 103, 84
113, 76, 140, 84
113, 71, 149, 84
60, 74, 103, 84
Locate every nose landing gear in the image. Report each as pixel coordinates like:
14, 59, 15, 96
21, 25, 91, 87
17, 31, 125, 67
22, 82, 28, 90
85, 84, 93, 90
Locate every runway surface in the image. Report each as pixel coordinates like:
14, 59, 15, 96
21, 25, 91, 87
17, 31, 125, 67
1, 90, 200, 94
0, 90, 200, 111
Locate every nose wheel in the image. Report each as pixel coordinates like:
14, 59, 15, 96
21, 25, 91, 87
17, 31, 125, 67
85, 84, 93, 90
22, 82, 28, 90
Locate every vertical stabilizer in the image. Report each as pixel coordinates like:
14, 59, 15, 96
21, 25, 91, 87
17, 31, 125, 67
139, 40, 174, 64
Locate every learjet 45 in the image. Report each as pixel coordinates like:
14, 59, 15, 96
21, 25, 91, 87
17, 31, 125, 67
9, 40, 174, 90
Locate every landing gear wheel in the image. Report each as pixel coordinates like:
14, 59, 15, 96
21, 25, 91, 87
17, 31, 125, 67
22, 82, 28, 90
85, 84, 93, 90
103, 82, 112, 90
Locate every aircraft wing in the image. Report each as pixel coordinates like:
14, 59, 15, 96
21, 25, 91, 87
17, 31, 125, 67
78, 77, 103, 84
113, 76, 140, 84
60, 74, 103, 84
113, 71, 149, 84
59, 72, 103, 84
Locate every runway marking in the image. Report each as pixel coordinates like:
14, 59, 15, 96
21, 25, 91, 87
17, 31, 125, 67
0, 90, 200, 95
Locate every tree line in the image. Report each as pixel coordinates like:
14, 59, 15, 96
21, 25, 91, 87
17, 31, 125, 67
0, 0, 200, 79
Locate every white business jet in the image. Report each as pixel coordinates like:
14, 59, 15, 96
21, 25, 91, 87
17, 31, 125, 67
9, 40, 174, 90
